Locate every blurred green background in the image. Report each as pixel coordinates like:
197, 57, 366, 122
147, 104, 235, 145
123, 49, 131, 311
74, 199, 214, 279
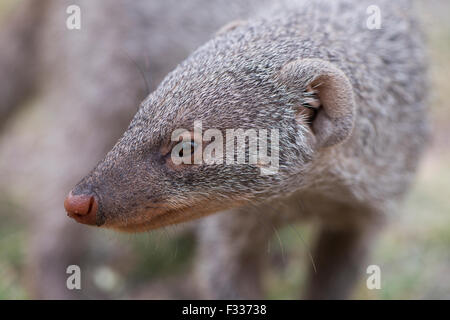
0, 0, 449, 299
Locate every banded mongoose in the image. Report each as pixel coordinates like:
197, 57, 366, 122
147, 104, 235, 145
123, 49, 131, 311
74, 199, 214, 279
64, 0, 429, 299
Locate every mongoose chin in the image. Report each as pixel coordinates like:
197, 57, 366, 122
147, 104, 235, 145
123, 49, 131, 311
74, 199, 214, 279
108, 203, 236, 232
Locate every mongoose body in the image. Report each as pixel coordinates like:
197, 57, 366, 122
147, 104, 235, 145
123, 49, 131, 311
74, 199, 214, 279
61, 0, 427, 299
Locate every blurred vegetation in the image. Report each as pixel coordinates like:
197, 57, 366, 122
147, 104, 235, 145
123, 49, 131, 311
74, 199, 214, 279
0, 0, 449, 299
0, 195, 27, 299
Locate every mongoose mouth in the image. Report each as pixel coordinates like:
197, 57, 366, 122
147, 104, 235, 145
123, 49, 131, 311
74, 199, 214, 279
63, 186, 237, 231
104, 198, 248, 233
108, 208, 208, 232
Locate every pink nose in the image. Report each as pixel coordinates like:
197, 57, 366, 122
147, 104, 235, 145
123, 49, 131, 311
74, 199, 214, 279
64, 191, 98, 226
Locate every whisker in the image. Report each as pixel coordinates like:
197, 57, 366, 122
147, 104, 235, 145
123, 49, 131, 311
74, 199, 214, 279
273, 226, 285, 263
121, 50, 151, 96
288, 224, 317, 274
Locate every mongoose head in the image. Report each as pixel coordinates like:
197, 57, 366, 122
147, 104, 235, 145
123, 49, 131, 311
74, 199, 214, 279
64, 25, 355, 232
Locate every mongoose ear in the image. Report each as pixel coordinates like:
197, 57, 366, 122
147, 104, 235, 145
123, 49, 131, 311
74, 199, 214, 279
280, 58, 356, 148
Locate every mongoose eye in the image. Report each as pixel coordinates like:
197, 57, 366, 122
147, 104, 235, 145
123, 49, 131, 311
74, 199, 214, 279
166, 132, 201, 168
178, 141, 198, 158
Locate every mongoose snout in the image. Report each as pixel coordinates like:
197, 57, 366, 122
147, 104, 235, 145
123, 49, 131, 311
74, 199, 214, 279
64, 191, 100, 226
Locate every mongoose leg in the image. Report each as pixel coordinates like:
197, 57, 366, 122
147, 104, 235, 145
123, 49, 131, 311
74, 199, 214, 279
304, 218, 379, 299
196, 207, 274, 299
